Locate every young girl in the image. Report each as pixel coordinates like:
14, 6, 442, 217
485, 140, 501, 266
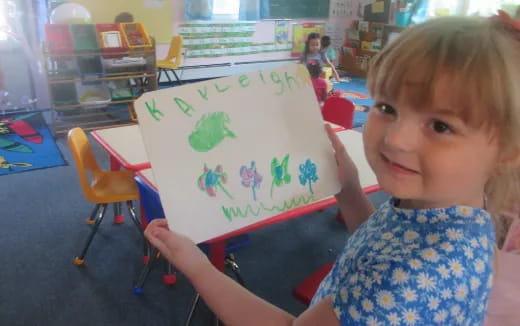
145, 14, 520, 325
300, 32, 340, 82
321, 35, 337, 66
307, 60, 328, 103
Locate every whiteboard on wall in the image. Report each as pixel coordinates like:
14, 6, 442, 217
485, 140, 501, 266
135, 63, 341, 243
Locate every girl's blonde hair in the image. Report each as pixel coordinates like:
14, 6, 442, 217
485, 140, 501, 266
367, 16, 520, 214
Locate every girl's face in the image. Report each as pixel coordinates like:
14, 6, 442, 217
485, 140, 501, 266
309, 38, 320, 54
363, 77, 501, 209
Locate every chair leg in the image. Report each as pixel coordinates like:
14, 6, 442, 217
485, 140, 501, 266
133, 247, 159, 295
86, 204, 100, 225
172, 70, 183, 85
163, 260, 177, 285
183, 293, 201, 326
74, 204, 108, 265
113, 202, 124, 224
225, 254, 246, 287
157, 69, 162, 83
164, 69, 173, 84
126, 200, 148, 259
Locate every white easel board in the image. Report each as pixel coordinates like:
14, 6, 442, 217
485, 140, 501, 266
135, 63, 341, 243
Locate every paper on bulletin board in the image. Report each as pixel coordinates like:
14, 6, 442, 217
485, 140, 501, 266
291, 23, 326, 58
135, 64, 341, 243
274, 21, 289, 43
144, 0, 163, 9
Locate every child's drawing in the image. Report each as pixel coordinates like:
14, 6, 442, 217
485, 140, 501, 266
298, 159, 318, 194
198, 164, 233, 199
189, 112, 236, 152
240, 161, 263, 201
270, 154, 291, 198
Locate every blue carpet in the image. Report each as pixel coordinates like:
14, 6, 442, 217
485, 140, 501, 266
0, 112, 66, 175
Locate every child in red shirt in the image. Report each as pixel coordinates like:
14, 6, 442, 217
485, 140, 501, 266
307, 60, 327, 103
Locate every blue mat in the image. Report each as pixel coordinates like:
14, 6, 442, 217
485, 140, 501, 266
0, 112, 66, 176
333, 76, 372, 128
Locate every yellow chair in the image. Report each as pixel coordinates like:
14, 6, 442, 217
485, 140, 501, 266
157, 35, 183, 85
67, 127, 144, 265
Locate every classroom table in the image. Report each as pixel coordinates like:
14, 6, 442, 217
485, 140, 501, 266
91, 125, 151, 172
135, 129, 380, 272
91, 122, 346, 173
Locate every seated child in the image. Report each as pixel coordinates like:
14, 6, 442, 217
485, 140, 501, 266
307, 60, 328, 103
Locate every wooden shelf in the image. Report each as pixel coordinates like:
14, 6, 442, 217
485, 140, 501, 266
48, 73, 155, 85
44, 40, 157, 135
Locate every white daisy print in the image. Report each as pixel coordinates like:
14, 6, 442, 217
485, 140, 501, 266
449, 260, 464, 277
339, 287, 348, 302
476, 216, 485, 225
458, 206, 472, 217
374, 263, 390, 271
373, 240, 386, 250
408, 259, 423, 270
470, 276, 481, 291
382, 232, 393, 240
436, 264, 450, 279
441, 288, 453, 299
440, 242, 454, 252
417, 272, 436, 291
402, 308, 420, 325
474, 259, 485, 273
454, 284, 468, 301
387, 312, 401, 325
480, 236, 489, 249
446, 228, 464, 241
352, 285, 362, 299
426, 233, 440, 245
361, 298, 374, 312
366, 316, 381, 326
376, 290, 396, 309
349, 274, 359, 283
470, 238, 479, 248
455, 313, 464, 324
404, 231, 419, 242
463, 245, 474, 259
434, 309, 448, 323
421, 248, 440, 262
451, 304, 461, 316
402, 287, 417, 302
392, 267, 409, 285
428, 296, 440, 310
348, 305, 361, 321
417, 214, 428, 223
437, 212, 449, 221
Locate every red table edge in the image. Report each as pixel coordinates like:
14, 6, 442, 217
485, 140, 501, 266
91, 129, 151, 172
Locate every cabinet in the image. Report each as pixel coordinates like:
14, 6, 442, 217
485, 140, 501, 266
43, 23, 157, 135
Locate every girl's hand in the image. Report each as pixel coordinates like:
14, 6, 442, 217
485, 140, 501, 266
325, 124, 360, 192
144, 219, 210, 278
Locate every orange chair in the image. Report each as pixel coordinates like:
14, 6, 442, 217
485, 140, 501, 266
67, 127, 144, 265
157, 35, 183, 85
321, 97, 355, 130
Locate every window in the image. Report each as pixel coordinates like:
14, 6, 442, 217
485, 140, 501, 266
213, 0, 240, 19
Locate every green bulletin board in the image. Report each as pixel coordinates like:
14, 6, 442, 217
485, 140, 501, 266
261, 0, 330, 19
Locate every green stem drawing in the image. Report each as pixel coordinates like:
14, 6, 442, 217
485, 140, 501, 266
217, 182, 234, 200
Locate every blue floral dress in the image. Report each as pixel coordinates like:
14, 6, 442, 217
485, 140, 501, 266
311, 199, 495, 325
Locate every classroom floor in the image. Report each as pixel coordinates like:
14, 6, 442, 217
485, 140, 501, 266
0, 133, 388, 325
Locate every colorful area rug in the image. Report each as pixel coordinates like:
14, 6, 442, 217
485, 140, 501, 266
0, 112, 66, 176
333, 76, 373, 128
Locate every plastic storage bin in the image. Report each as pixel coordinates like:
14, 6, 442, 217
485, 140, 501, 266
50, 82, 79, 106
95, 23, 128, 58
102, 56, 147, 74
71, 24, 100, 51
121, 23, 152, 49
77, 55, 104, 77
76, 82, 111, 108
45, 24, 74, 54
